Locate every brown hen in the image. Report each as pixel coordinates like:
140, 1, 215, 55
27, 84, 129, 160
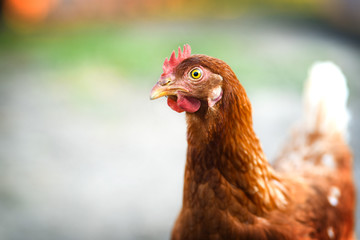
150, 45, 355, 240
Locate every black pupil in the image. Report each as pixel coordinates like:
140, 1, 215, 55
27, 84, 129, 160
193, 71, 199, 77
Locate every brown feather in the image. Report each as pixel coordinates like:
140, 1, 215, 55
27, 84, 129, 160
155, 54, 355, 240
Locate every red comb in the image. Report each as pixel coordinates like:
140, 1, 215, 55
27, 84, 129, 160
162, 44, 191, 76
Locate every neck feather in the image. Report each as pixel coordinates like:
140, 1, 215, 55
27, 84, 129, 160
184, 77, 288, 214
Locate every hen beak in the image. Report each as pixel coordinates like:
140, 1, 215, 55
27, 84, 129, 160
150, 83, 173, 100
150, 78, 189, 100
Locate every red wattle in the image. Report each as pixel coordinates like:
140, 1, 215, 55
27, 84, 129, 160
167, 97, 184, 113
167, 95, 201, 113
177, 94, 201, 113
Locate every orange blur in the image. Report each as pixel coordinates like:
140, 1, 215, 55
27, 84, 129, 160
4, 0, 57, 23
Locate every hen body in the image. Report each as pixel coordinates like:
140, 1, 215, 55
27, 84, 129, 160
150, 45, 355, 240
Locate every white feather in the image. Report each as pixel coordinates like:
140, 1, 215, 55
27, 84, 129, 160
304, 62, 349, 137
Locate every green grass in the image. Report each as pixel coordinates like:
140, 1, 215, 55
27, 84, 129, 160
0, 19, 358, 91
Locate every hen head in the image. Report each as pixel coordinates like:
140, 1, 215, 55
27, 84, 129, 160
150, 44, 225, 113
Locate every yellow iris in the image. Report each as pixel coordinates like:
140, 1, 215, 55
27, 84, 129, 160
190, 68, 202, 80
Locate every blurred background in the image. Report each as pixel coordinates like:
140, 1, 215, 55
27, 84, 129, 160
0, 0, 360, 239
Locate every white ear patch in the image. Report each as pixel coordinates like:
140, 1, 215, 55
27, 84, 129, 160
208, 86, 223, 108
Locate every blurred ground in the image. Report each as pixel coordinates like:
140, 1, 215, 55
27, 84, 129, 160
0, 17, 360, 240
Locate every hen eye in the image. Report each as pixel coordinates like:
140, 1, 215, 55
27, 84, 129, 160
189, 68, 203, 80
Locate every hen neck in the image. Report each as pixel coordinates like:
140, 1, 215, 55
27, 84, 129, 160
184, 83, 288, 214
